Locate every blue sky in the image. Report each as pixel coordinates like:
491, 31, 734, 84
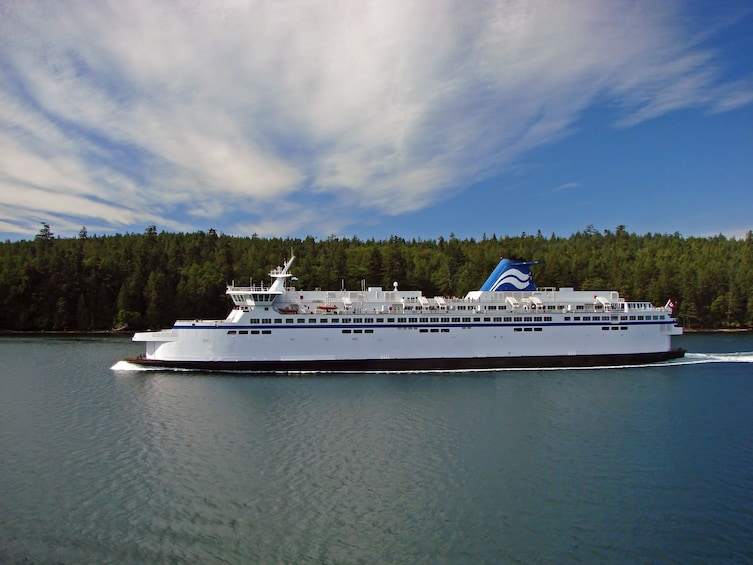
1, 0, 751, 242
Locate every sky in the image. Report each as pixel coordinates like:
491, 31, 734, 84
1, 0, 752, 242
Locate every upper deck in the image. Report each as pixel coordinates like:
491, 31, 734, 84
222, 255, 677, 324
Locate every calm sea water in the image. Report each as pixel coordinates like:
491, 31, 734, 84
1, 334, 752, 564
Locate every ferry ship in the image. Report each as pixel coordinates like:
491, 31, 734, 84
123, 256, 684, 372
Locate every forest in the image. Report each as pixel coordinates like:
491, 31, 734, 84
1, 223, 751, 332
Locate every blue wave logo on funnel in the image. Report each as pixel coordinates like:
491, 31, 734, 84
480, 259, 541, 291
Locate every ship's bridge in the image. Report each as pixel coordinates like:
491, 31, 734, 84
227, 285, 282, 308
226, 256, 295, 309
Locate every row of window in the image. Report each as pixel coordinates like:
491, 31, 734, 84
226, 326, 631, 336
565, 315, 664, 321
228, 327, 511, 335
245, 314, 665, 325
247, 316, 559, 325
450, 304, 619, 312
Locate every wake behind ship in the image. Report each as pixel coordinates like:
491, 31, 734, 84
121, 256, 684, 372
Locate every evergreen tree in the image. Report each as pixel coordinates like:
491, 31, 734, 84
0, 228, 750, 331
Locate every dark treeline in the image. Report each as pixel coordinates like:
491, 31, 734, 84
1, 224, 752, 331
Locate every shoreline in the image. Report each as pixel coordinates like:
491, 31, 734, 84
681, 328, 751, 334
0, 329, 131, 336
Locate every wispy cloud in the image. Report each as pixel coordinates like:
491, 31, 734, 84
552, 182, 580, 193
0, 0, 750, 238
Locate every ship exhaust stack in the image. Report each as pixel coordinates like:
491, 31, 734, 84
480, 259, 542, 292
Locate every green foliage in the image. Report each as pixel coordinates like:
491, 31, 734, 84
0, 227, 751, 331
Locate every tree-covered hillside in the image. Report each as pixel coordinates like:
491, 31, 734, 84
1, 224, 751, 331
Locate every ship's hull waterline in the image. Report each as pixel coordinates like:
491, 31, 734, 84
125, 349, 685, 373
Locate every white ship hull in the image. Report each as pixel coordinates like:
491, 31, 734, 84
127, 256, 684, 372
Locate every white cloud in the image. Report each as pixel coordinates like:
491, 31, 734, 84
552, 182, 580, 193
0, 0, 750, 238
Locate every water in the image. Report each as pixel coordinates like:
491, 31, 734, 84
1, 334, 752, 563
